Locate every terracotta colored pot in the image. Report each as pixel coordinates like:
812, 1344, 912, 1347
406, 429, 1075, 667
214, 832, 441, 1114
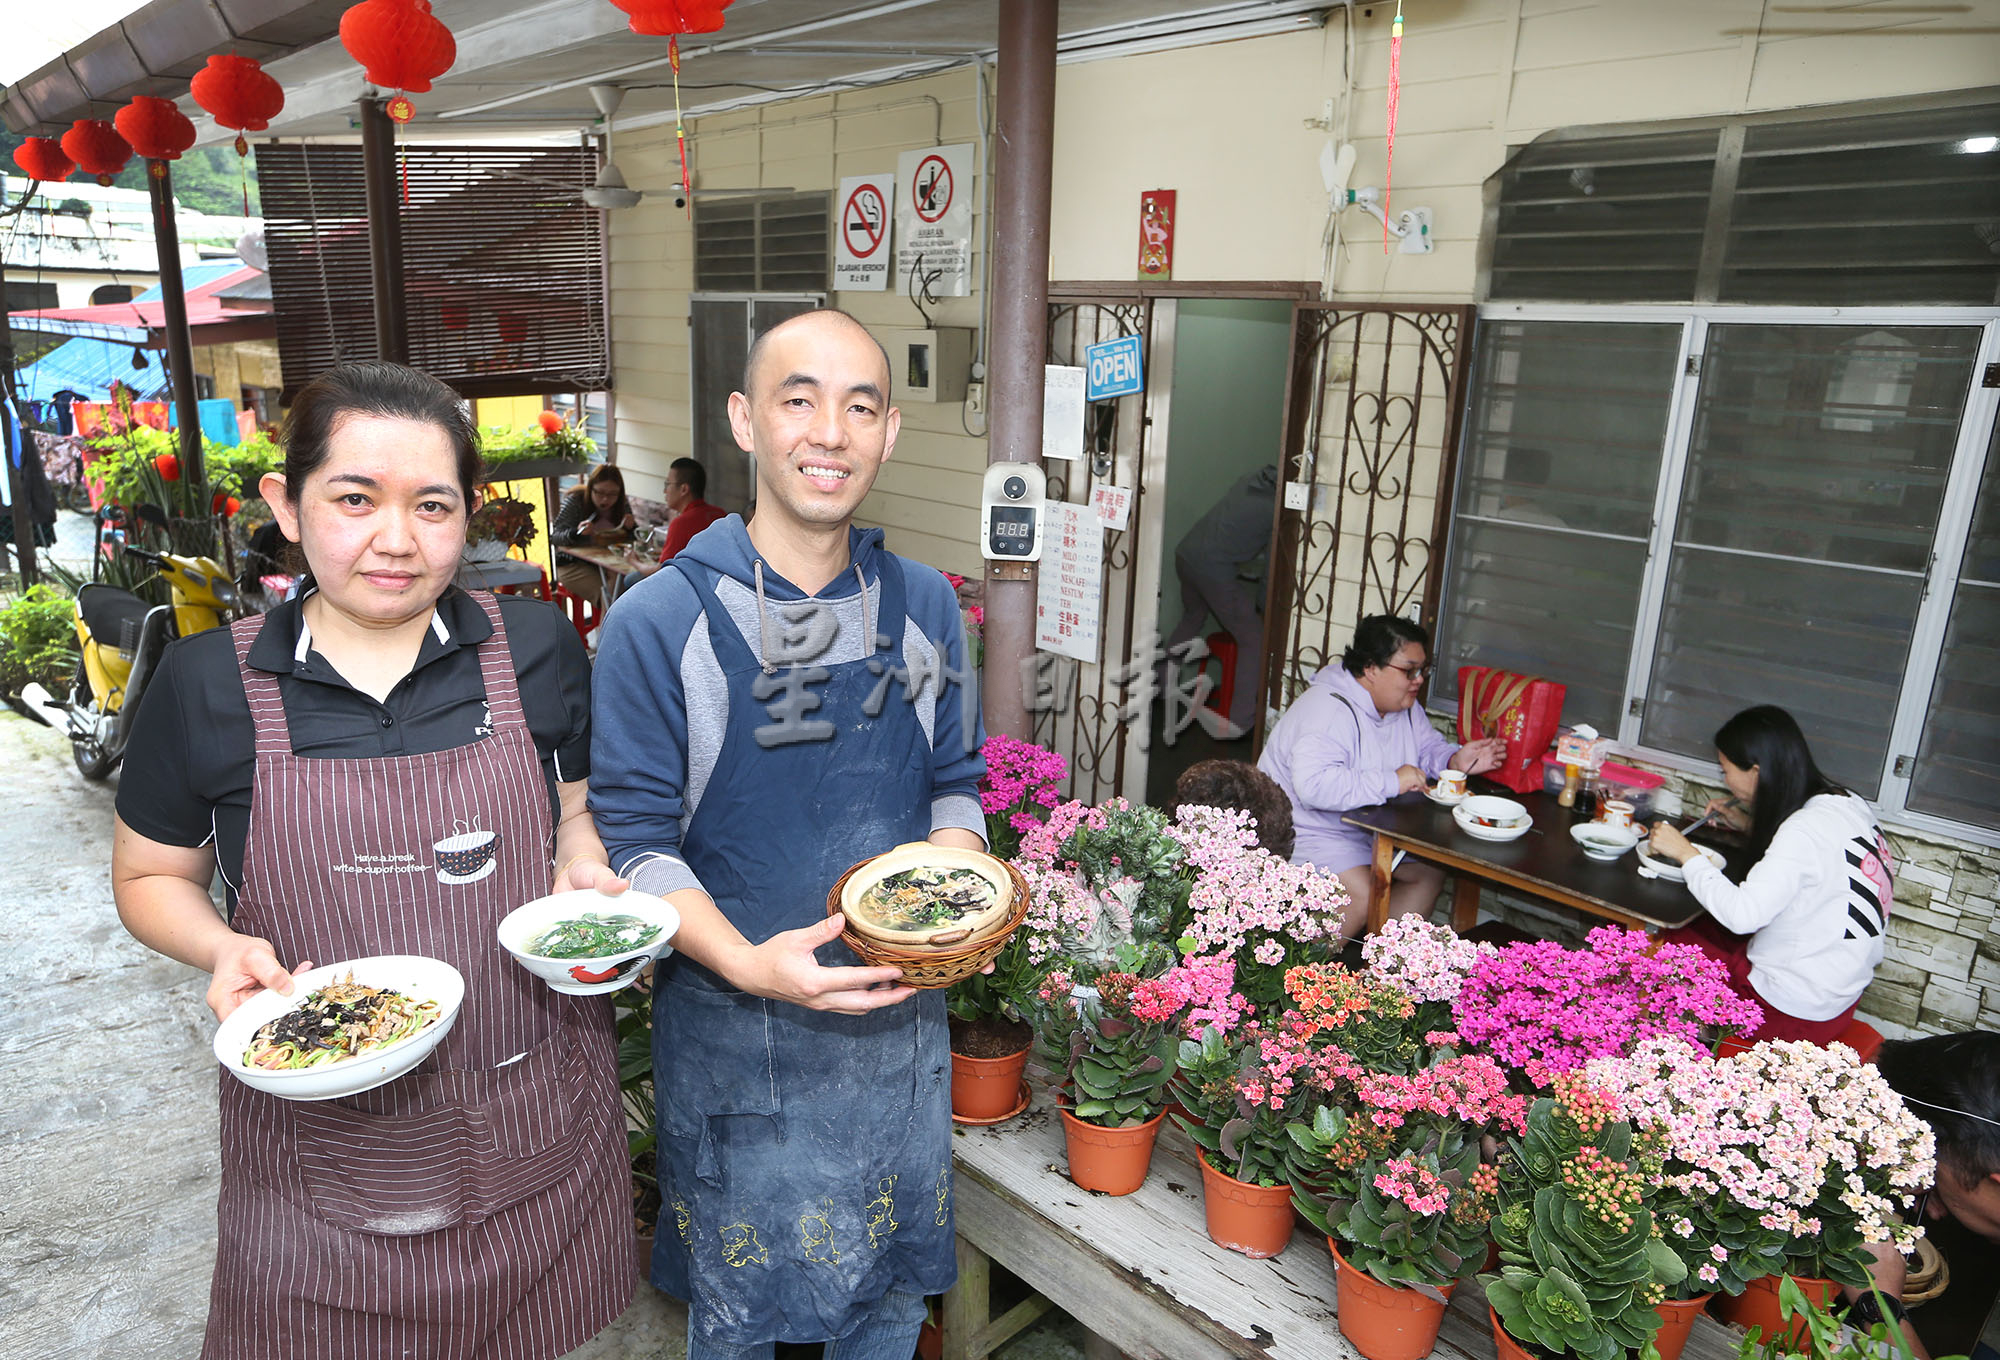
917, 1319, 943, 1360
1654, 1293, 1715, 1360
1059, 1105, 1165, 1196
950, 1045, 1029, 1121
1197, 1152, 1294, 1258
1331, 1240, 1457, 1360
1491, 1307, 1533, 1360
1711, 1274, 1835, 1349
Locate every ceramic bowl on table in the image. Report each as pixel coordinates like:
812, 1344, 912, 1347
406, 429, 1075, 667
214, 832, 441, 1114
1451, 795, 1532, 843
1571, 821, 1641, 861
497, 890, 681, 996
213, 955, 465, 1103
1635, 843, 1726, 882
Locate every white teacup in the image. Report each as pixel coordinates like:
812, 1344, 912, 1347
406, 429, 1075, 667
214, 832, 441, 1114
1598, 799, 1635, 831
1435, 769, 1468, 798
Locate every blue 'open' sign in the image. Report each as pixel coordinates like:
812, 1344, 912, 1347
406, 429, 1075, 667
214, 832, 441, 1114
1085, 334, 1144, 402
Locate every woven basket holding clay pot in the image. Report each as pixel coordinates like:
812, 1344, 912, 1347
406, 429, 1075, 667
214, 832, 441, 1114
1904, 1236, 1949, 1306
824, 855, 1029, 990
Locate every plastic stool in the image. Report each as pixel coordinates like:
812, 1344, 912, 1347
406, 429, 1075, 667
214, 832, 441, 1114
1198, 630, 1237, 717
551, 584, 599, 646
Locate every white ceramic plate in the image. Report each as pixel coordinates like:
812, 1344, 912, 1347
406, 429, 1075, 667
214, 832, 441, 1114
1452, 795, 1531, 843
497, 890, 681, 995
214, 955, 464, 1103
1571, 821, 1640, 861
1635, 844, 1726, 882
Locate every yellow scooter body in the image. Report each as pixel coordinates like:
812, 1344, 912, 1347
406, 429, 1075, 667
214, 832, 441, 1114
75, 553, 232, 714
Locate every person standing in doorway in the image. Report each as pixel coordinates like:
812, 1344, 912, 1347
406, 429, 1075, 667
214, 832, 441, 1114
1162, 463, 1277, 738
590, 309, 986, 1360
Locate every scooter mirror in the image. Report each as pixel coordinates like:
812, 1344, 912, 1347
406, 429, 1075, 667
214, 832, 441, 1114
135, 503, 168, 529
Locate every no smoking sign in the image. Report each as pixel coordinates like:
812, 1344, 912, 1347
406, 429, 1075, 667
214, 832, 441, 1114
833, 174, 895, 291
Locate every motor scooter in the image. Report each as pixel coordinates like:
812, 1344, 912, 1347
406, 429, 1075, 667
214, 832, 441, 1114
21, 542, 238, 779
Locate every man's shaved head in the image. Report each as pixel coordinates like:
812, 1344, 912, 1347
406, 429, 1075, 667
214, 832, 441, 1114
741, 309, 894, 401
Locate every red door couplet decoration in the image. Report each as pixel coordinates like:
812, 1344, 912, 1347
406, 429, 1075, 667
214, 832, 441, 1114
190, 54, 285, 155
1137, 189, 1176, 281
11, 138, 74, 184
608, 0, 732, 35
61, 120, 134, 186
340, 0, 457, 116
115, 97, 199, 179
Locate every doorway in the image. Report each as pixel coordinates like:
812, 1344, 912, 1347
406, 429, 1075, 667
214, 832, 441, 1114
1143, 297, 1294, 808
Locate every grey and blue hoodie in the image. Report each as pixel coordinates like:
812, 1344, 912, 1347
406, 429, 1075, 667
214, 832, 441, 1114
589, 514, 987, 907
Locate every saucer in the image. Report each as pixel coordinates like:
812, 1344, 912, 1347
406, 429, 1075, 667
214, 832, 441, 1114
1425, 787, 1467, 807
437, 860, 498, 885
952, 1082, 1032, 1126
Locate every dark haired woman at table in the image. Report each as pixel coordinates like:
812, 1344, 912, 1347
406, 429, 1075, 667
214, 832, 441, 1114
1647, 704, 1893, 1044
552, 462, 637, 609
110, 361, 633, 1359
1258, 614, 1504, 937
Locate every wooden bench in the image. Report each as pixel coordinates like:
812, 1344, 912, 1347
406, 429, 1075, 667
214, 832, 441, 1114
943, 1093, 1746, 1360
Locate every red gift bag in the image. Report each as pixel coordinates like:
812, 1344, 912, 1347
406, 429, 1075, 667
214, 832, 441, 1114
1456, 667, 1566, 794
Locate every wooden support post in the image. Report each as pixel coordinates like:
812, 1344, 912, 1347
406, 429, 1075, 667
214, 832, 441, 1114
1369, 832, 1396, 934
146, 159, 206, 494
359, 96, 410, 365
1452, 873, 1482, 932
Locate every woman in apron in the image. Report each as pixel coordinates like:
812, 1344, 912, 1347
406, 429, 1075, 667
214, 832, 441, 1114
111, 361, 634, 1360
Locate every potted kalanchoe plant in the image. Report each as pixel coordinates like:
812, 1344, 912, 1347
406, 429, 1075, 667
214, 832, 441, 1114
1483, 1074, 1687, 1360
946, 735, 1068, 1122
1706, 1040, 1934, 1347
1018, 797, 1192, 1194
1288, 1049, 1527, 1360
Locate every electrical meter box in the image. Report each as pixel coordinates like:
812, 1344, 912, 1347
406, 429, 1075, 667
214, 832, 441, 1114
884, 327, 972, 404
981, 463, 1045, 562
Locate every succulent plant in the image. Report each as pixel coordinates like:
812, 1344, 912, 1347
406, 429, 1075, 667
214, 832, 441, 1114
1483, 1095, 1686, 1360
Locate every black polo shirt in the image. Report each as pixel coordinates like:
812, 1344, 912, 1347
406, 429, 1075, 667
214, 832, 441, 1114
115, 587, 592, 903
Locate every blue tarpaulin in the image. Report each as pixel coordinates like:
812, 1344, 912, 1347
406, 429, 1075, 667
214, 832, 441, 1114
11, 260, 245, 404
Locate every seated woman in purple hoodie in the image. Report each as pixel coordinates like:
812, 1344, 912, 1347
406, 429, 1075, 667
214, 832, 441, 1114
1257, 615, 1504, 937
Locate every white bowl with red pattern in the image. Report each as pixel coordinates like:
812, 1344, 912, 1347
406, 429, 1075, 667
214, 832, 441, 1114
496, 889, 681, 996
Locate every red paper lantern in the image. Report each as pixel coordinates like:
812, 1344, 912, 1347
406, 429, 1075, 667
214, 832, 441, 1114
154, 452, 183, 483
607, 0, 731, 35
538, 410, 564, 434
61, 119, 134, 185
190, 54, 285, 154
340, 0, 457, 96
115, 96, 198, 162
11, 137, 73, 183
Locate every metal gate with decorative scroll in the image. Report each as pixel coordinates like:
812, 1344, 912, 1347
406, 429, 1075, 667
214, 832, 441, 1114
1260, 303, 1475, 724
1031, 295, 1170, 806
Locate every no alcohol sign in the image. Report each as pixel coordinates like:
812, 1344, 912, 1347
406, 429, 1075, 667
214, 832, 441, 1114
895, 143, 972, 298
833, 174, 894, 291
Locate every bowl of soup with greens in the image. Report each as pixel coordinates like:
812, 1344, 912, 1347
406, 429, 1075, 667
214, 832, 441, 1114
497, 890, 680, 995
839, 843, 1014, 948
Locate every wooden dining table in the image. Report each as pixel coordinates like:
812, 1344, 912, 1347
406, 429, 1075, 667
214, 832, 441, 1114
1341, 780, 1732, 935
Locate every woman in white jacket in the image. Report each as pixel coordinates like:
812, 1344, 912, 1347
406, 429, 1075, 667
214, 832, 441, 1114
1647, 705, 1894, 1044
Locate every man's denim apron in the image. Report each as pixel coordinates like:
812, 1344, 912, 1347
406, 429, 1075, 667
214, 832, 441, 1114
650, 553, 955, 1347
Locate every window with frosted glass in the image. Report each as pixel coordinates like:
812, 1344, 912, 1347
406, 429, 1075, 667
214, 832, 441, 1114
1640, 324, 1983, 795
1433, 321, 1682, 732
1909, 415, 2000, 822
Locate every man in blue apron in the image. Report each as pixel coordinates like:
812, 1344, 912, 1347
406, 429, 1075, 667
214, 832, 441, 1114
591, 309, 987, 1360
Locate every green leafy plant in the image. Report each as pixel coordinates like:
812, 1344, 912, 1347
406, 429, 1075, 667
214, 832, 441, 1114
467, 496, 538, 548
611, 983, 656, 1175
1735, 1276, 1948, 1360
0, 583, 79, 696
1337, 1132, 1496, 1297
480, 420, 597, 469
1171, 1023, 1299, 1187
1483, 1085, 1686, 1360
1035, 968, 1184, 1128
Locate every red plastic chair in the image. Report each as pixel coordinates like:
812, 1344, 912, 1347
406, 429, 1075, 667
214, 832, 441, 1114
551, 584, 598, 646
1715, 1017, 1885, 1064
492, 562, 551, 601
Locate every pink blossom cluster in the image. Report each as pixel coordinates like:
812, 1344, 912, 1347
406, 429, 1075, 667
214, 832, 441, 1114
1362, 916, 1493, 1004
979, 734, 1068, 829
1587, 1037, 1935, 1249
1015, 800, 1115, 965
1167, 805, 1350, 961
1373, 1157, 1451, 1217
1351, 1054, 1530, 1135
1451, 926, 1766, 1081
1237, 1019, 1361, 1112
1148, 956, 1252, 1038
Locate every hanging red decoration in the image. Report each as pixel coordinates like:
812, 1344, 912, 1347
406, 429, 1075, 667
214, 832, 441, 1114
1382, 0, 1404, 252
607, 0, 731, 37
115, 96, 198, 164
11, 137, 74, 183
154, 452, 183, 483
61, 119, 134, 186
213, 493, 242, 517
189, 54, 285, 156
340, 0, 457, 105
538, 410, 564, 434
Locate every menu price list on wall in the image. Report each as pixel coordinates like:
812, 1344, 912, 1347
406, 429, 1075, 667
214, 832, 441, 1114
1034, 501, 1103, 665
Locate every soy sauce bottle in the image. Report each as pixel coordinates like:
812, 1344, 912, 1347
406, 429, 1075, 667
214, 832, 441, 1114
1573, 772, 1599, 820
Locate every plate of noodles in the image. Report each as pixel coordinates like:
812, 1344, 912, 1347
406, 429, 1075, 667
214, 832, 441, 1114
212, 955, 465, 1102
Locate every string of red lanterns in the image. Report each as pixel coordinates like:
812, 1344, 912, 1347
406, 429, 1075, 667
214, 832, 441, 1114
11, 137, 74, 184
114, 96, 199, 177
190, 54, 286, 156
60, 119, 134, 186
340, 0, 457, 123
